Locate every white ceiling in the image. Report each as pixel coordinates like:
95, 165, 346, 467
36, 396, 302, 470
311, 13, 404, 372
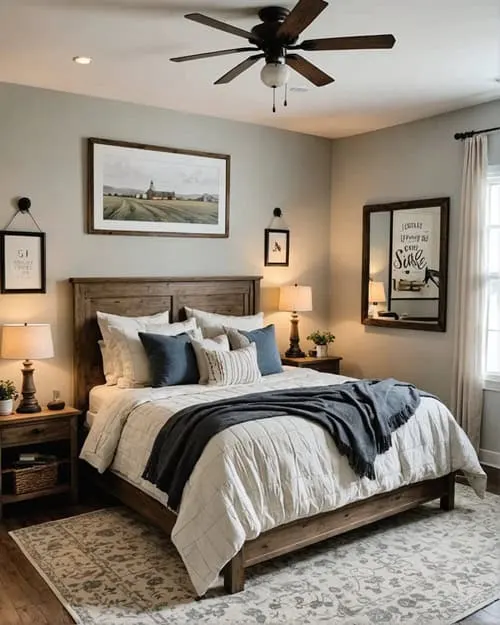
1, 0, 499, 138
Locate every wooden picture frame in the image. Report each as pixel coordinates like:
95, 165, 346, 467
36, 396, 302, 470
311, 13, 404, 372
87, 138, 230, 238
264, 228, 290, 266
0, 231, 46, 294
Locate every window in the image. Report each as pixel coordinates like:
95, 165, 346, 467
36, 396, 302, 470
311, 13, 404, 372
485, 167, 500, 385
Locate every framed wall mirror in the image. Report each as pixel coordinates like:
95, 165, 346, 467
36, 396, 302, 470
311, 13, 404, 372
361, 197, 450, 332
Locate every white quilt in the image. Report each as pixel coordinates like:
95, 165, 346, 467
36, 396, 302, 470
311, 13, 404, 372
80, 367, 487, 596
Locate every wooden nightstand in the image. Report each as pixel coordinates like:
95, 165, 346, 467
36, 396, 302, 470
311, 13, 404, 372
281, 355, 343, 375
0, 407, 80, 519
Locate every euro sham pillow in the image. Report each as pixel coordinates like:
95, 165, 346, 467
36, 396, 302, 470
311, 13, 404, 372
139, 332, 199, 387
226, 324, 283, 376
184, 306, 264, 339
96, 309, 170, 385
203, 342, 261, 386
190, 334, 230, 384
109, 318, 198, 388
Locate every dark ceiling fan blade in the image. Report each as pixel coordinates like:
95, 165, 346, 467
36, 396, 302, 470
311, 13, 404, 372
277, 0, 328, 41
300, 34, 396, 51
185, 13, 257, 41
286, 54, 334, 86
171, 47, 258, 62
214, 54, 265, 84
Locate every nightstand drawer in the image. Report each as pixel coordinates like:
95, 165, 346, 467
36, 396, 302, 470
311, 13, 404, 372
1, 420, 70, 447
311, 362, 340, 374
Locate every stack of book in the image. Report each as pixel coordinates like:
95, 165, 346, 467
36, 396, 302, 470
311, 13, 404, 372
12, 452, 58, 468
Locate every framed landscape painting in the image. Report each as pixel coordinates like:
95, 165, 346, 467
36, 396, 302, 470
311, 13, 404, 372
88, 138, 230, 237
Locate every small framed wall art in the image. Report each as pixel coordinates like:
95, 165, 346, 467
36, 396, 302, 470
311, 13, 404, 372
88, 138, 230, 238
265, 228, 290, 266
0, 231, 46, 294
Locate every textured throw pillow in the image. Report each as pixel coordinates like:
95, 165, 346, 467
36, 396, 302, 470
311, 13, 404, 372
139, 332, 199, 387
109, 318, 198, 388
226, 324, 283, 376
191, 334, 230, 384
184, 306, 264, 338
203, 343, 261, 386
97, 309, 170, 384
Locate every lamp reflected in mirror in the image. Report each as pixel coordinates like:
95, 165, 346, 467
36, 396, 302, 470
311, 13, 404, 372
368, 281, 386, 318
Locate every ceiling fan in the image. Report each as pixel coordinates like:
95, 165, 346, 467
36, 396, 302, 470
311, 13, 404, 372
170, 0, 396, 109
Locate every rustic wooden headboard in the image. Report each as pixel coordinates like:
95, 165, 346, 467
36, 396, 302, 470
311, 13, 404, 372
70, 276, 262, 411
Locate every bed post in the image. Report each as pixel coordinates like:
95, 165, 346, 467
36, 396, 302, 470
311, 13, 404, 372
223, 549, 245, 593
440, 472, 456, 511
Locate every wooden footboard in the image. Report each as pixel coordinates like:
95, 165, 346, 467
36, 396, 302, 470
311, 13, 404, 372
224, 472, 456, 593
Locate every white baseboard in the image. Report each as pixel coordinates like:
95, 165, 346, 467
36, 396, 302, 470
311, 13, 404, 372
479, 449, 500, 469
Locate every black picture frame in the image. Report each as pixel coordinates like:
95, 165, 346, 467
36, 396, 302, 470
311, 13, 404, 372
0, 231, 46, 294
264, 228, 290, 267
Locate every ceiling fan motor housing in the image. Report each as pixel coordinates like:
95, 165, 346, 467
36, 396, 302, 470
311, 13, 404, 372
250, 5, 298, 57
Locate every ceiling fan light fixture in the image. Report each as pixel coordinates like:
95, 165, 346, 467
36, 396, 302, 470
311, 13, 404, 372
260, 61, 290, 88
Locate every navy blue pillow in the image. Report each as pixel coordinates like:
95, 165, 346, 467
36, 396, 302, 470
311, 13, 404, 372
139, 332, 199, 387
240, 325, 283, 376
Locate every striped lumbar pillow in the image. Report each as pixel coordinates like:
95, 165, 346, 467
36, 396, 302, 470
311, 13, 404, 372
203, 343, 261, 386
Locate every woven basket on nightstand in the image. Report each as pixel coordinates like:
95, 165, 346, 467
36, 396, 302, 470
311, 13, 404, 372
12, 463, 58, 495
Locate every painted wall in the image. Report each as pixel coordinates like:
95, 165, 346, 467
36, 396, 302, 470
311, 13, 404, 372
0, 82, 332, 406
330, 99, 500, 464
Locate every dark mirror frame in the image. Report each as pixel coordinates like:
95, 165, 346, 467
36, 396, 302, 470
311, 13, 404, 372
361, 197, 450, 332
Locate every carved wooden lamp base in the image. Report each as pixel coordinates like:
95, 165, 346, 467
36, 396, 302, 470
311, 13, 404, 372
285, 313, 306, 358
17, 360, 42, 414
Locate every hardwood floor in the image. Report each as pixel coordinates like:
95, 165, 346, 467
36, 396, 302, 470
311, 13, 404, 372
0, 484, 498, 625
0, 494, 108, 625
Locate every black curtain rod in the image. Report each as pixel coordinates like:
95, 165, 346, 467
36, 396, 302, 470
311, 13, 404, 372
454, 125, 500, 140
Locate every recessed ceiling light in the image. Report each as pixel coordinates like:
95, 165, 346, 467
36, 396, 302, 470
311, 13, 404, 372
73, 56, 92, 65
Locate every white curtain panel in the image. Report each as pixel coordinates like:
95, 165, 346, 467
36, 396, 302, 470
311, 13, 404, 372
451, 135, 488, 450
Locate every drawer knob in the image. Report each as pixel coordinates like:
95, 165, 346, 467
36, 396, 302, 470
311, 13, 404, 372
32, 427, 44, 435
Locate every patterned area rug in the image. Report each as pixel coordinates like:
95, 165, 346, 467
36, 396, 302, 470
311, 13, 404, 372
9, 485, 499, 625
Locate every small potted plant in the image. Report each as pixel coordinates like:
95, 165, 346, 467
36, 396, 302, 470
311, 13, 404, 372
306, 330, 336, 358
0, 379, 18, 416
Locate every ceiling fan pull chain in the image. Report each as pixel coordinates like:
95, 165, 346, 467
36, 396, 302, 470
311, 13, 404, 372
284, 83, 288, 107
272, 87, 276, 113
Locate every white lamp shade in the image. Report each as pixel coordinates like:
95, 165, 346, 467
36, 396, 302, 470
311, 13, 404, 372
279, 284, 313, 312
260, 62, 290, 88
1, 324, 54, 360
369, 281, 386, 304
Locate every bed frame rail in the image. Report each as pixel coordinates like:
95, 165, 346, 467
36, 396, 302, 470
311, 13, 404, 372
224, 472, 455, 592
86, 464, 455, 594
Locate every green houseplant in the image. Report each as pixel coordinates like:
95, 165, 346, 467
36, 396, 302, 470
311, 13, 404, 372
0, 379, 18, 415
306, 330, 335, 358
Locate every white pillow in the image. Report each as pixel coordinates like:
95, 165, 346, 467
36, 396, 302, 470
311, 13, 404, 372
203, 343, 261, 386
109, 318, 198, 388
184, 306, 264, 338
191, 334, 230, 384
97, 310, 170, 385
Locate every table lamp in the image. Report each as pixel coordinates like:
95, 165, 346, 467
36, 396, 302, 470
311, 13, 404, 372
1, 323, 54, 413
368, 281, 386, 318
279, 284, 312, 358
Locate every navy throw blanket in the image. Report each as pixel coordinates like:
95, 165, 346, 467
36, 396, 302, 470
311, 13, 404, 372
143, 379, 423, 512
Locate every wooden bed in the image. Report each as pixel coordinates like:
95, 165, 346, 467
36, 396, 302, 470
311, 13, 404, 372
70, 275, 455, 594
